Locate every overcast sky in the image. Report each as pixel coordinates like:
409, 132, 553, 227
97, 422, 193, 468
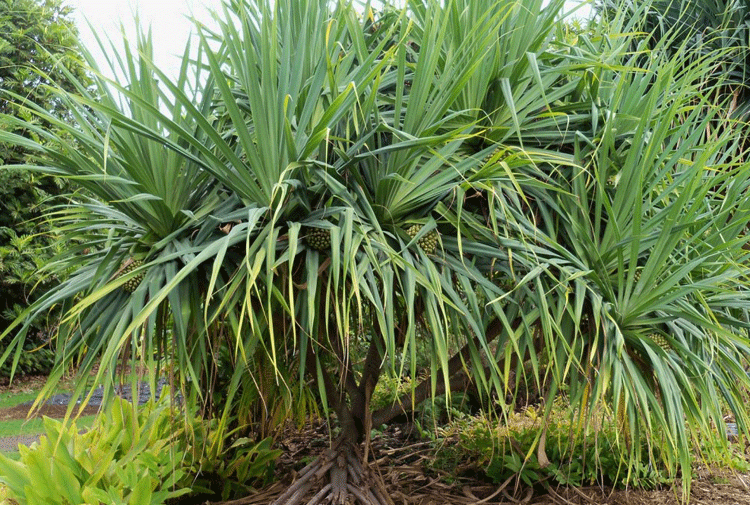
65, 0, 591, 83
66, 0, 221, 81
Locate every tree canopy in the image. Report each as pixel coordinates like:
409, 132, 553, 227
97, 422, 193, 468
2, 0, 750, 502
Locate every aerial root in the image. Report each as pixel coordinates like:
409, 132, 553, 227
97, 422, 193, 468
304, 484, 331, 505
272, 438, 393, 505
271, 452, 334, 505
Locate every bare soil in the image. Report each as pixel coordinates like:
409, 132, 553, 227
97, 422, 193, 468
0, 402, 99, 420
0, 374, 51, 394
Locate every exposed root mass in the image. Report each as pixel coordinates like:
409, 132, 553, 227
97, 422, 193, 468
272, 437, 392, 505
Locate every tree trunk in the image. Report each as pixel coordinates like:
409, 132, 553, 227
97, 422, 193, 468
271, 334, 390, 505
273, 311, 517, 504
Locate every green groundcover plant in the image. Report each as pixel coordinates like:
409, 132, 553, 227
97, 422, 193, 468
0, 397, 280, 504
432, 401, 669, 490
0, 398, 191, 505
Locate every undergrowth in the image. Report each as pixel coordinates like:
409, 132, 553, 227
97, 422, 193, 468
432, 406, 667, 490
425, 396, 750, 492
0, 397, 281, 505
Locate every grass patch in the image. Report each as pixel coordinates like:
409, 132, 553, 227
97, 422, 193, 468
0, 383, 94, 456
0, 415, 96, 438
0, 391, 39, 411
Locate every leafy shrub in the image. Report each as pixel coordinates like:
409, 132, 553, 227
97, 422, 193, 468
415, 393, 478, 432
183, 418, 282, 501
432, 400, 668, 490
0, 0, 90, 374
0, 395, 284, 505
370, 375, 414, 412
371, 375, 480, 438
0, 172, 62, 378
0, 325, 55, 378
0, 397, 192, 505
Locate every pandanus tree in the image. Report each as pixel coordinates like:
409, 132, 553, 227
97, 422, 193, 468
513, 3, 750, 493
595, 0, 750, 118
181, 1, 575, 501
0, 0, 572, 500
3, 0, 750, 503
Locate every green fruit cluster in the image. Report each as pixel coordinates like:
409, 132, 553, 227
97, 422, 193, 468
649, 333, 670, 352
406, 224, 439, 254
306, 228, 331, 251
119, 258, 144, 293
483, 147, 502, 166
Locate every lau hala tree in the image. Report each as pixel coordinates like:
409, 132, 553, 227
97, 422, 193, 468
2, 0, 750, 503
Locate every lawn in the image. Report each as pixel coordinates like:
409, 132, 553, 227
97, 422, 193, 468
0, 381, 97, 452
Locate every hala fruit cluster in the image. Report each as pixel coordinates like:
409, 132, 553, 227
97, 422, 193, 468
649, 333, 670, 352
406, 225, 439, 255
118, 258, 145, 293
305, 228, 331, 251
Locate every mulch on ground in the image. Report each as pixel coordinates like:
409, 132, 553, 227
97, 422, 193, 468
0, 402, 100, 421
0, 374, 51, 394
216, 421, 750, 505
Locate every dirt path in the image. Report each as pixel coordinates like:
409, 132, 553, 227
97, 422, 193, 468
0, 403, 100, 452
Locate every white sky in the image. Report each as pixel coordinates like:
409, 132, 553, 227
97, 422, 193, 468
65, 0, 592, 83
66, 0, 223, 81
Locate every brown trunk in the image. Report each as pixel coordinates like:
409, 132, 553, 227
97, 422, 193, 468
273, 342, 390, 505
372, 317, 515, 425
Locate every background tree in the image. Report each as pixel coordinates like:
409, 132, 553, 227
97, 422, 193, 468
0, 0, 90, 375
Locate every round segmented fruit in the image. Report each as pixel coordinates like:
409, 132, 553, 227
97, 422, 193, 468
483, 147, 502, 165
119, 258, 144, 293
649, 333, 670, 351
406, 224, 439, 254
306, 228, 331, 251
